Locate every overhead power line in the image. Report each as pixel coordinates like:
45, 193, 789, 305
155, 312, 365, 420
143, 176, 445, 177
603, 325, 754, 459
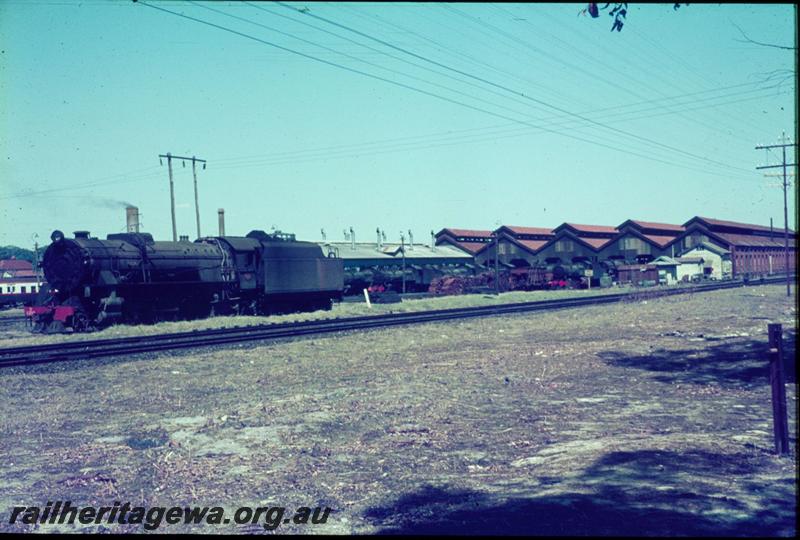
276, 1, 758, 177
134, 1, 766, 183
2, 81, 780, 202
208, 87, 784, 174
489, 4, 775, 149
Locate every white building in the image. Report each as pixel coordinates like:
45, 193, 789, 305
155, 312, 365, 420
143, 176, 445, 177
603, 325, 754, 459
677, 242, 731, 279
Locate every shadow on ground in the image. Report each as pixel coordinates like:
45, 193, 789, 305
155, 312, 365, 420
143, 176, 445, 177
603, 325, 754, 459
364, 448, 795, 536
597, 330, 796, 387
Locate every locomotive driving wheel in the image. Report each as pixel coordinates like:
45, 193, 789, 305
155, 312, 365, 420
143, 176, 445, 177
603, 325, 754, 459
71, 310, 91, 333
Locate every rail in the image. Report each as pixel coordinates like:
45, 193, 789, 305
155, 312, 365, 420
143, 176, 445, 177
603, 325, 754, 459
0, 276, 790, 368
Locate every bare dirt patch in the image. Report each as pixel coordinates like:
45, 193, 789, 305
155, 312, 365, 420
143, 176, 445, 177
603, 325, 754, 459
0, 284, 796, 534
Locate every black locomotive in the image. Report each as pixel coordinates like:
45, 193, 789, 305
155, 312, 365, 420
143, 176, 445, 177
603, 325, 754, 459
28, 229, 343, 332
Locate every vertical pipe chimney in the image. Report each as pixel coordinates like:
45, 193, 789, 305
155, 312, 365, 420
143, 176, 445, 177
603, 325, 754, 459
218, 208, 226, 236
126, 206, 140, 233
430, 230, 435, 251
408, 230, 414, 250
376, 227, 382, 249
350, 227, 355, 250
771, 217, 774, 235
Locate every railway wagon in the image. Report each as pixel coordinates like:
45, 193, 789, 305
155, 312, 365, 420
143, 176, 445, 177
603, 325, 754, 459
1, 278, 45, 308
616, 264, 659, 286
29, 229, 343, 332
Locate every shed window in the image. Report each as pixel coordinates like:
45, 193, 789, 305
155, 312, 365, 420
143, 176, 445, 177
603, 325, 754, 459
555, 239, 573, 253
622, 237, 646, 251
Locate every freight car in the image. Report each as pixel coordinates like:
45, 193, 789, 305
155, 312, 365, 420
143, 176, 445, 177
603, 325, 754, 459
27, 229, 343, 333
505, 261, 594, 290
344, 264, 473, 295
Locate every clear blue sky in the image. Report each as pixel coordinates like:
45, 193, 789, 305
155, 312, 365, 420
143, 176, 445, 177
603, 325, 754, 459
1, 1, 796, 249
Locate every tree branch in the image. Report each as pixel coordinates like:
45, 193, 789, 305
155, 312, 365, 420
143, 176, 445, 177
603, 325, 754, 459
733, 22, 796, 51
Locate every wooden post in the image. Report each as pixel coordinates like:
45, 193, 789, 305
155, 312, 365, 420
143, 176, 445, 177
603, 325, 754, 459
363, 288, 372, 308
768, 323, 790, 455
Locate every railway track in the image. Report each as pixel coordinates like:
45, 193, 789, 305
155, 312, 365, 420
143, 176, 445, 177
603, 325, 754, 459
0, 276, 789, 368
0, 315, 27, 329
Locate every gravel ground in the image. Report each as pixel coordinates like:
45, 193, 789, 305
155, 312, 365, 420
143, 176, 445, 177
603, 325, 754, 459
0, 284, 796, 535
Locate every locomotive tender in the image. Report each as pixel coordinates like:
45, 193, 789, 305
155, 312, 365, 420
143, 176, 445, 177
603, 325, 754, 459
28, 229, 343, 332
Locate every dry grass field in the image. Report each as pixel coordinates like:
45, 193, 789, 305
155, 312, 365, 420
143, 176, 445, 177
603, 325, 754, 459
0, 286, 635, 348
0, 284, 796, 534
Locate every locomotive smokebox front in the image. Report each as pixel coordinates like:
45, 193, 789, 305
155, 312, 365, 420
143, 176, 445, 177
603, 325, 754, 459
43, 230, 91, 293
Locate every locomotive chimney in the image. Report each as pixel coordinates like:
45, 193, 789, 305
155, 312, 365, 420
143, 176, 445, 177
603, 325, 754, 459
126, 205, 140, 233
74, 231, 90, 239
218, 208, 226, 236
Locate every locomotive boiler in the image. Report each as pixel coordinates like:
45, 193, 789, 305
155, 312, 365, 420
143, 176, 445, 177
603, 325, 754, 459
28, 229, 343, 332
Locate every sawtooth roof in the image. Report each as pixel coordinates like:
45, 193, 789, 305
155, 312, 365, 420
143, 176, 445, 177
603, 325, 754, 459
686, 216, 795, 235
624, 220, 685, 233
556, 222, 618, 235
498, 225, 554, 236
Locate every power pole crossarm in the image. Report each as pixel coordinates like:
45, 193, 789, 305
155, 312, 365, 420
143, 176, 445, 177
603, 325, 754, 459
755, 134, 796, 297
159, 153, 207, 241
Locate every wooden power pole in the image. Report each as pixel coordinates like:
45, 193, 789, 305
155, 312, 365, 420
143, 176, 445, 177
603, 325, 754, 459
159, 153, 207, 241
756, 133, 796, 297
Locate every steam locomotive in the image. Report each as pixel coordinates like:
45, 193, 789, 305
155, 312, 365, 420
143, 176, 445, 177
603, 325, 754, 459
26, 229, 344, 333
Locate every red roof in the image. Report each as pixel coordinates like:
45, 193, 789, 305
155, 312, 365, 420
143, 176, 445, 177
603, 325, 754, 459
713, 232, 796, 249
641, 234, 680, 248
7, 269, 36, 278
516, 239, 549, 252
582, 237, 612, 249
438, 228, 493, 239
0, 275, 41, 283
500, 225, 554, 236
627, 220, 685, 233
0, 259, 33, 272
558, 223, 618, 235
687, 216, 794, 235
